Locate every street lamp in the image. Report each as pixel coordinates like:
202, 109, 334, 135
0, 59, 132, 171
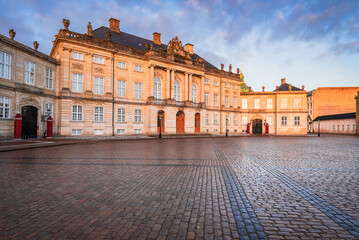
318, 119, 320, 137
158, 115, 163, 139
226, 117, 229, 137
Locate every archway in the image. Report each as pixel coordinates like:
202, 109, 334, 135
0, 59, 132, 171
195, 113, 200, 133
21, 106, 38, 138
157, 110, 165, 133
252, 119, 262, 134
176, 111, 185, 133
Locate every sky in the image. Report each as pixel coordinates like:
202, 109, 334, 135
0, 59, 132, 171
1, 0, 358, 91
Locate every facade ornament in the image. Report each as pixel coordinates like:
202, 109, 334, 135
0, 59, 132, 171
302, 85, 305, 90
229, 64, 232, 73
106, 31, 112, 40
87, 22, 92, 36
276, 86, 279, 92
236, 68, 239, 74
63, 19, 70, 30
33, 41, 39, 51
262, 86, 265, 92
145, 43, 149, 51
167, 36, 185, 57
9, 29, 16, 40
221, 64, 224, 70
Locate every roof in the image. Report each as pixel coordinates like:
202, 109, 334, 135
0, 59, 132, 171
0, 34, 59, 64
91, 26, 218, 69
313, 112, 356, 121
275, 83, 302, 92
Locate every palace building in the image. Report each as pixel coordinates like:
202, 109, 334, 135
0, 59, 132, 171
0, 18, 308, 138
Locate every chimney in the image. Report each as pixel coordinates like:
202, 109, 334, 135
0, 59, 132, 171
281, 78, 286, 85
185, 43, 193, 54
109, 18, 120, 33
289, 84, 292, 91
153, 32, 161, 45
302, 85, 305, 91
262, 86, 265, 92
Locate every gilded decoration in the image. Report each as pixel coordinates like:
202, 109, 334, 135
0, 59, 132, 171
72, 63, 83, 70
167, 36, 185, 57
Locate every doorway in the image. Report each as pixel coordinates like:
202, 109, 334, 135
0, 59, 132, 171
176, 111, 185, 133
252, 119, 262, 134
22, 106, 38, 138
157, 110, 165, 133
195, 113, 200, 133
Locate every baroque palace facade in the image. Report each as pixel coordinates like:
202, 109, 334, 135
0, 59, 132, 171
0, 18, 307, 138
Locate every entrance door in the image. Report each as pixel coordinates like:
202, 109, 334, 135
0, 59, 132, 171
195, 113, 200, 133
252, 119, 262, 134
21, 106, 38, 138
176, 111, 185, 133
157, 110, 165, 133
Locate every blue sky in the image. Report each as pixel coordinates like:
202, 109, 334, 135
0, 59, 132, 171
1, 0, 358, 91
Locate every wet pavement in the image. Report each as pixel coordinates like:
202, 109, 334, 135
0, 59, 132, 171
0, 135, 358, 239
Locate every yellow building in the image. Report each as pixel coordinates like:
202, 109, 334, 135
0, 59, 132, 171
0, 18, 308, 138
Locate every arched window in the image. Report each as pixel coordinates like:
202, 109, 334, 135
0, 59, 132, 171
174, 81, 180, 101
154, 78, 162, 99
192, 84, 197, 103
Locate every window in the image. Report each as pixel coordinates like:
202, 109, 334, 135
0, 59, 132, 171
72, 129, 82, 135
333, 125, 335, 131
242, 116, 247, 125
0, 51, 11, 79
134, 109, 142, 122
233, 97, 237, 108
134, 129, 142, 134
204, 79, 209, 84
281, 116, 287, 125
135, 83, 142, 99
267, 99, 273, 109
214, 129, 218, 133
267, 116, 273, 126
118, 108, 125, 122
347, 125, 350, 131
45, 68, 54, 89
225, 82, 229, 88
174, 81, 180, 101
117, 129, 125, 134
234, 116, 238, 125
214, 114, 218, 125
94, 56, 104, 64
214, 94, 218, 107
205, 114, 209, 125
154, 78, 162, 99
254, 99, 260, 109
94, 107, 104, 122
226, 115, 230, 125
72, 73, 83, 92
94, 129, 104, 135
294, 98, 301, 109
72, 52, 83, 60
192, 84, 197, 103
354, 125, 356, 131
134, 64, 142, 72
0, 96, 10, 119
214, 81, 219, 86
25, 61, 35, 85
234, 129, 237, 133
72, 105, 82, 121
294, 116, 300, 126
118, 61, 126, 69
94, 76, 104, 95
233, 84, 237, 90
342, 125, 344, 131
205, 93, 209, 106
281, 98, 288, 109
337, 125, 339, 131
242, 99, 247, 109
118, 80, 126, 97
44, 103, 53, 117
225, 96, 229, 108
206, 129, 209, 133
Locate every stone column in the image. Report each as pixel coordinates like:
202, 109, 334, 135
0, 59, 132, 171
201, 76, 205, 103
150, 65, 155, 97
171, 70, 175, 99
189, 74, 192, 102
166, 69, 171, 99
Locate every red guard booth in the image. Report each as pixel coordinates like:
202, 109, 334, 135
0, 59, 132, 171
247, 123, 250, 134
265, 123, 269, 134
14, 113, 22, 140
47, 116, 53, 138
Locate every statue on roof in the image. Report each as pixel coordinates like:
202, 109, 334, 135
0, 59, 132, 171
167, 36, 185, 57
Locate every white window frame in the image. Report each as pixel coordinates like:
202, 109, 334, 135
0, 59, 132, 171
0, 51, 11, 79
94, 106, 104, 122
267, 116, 273, 126
234, 116, 238, 125
118, 108, 125, 122
214, 81, 219, 86
205, 93, 209, 106
242, 116, 248, 125
267, 99, 273, 109
214, 94, 218, 107
72, 73, 83, 93
214, 114, 218, 125
134, 64, 143, 72
233, 84, 237, 90
233, 97, 237, 108
134, 129, 142, 134
72, 129, 82, 135
94, 76, 104, 95
281, 116, 287, 126
117, 129, 125, 134
225, 96, 229, 108
94, 129, 104, 135
294, 116, 300, 126
254, 99, 260, 109
118, 61, 126, 69
93, 56, 104, 64
134, 82, 142, 99
134, 109, 142, 123
45, 68, 54, 90
192, 84, 197, 103
118, 80, 126, 97
174, 81, 180, 102
0, 96, 11, 119
72, 52, 83, 60
225, 82, 229, 88
242, 99, 247, 109
204, 79, 209, 84
294, 98, 301, 109
281, 98, 288, 109
72, 105, 82, 121
205, 113, 209, 125
154, 78, 162, 99
25, 61, 35, 85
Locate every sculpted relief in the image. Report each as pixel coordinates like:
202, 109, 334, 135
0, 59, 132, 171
72, 63, 83, 70
167, 36, 185, 57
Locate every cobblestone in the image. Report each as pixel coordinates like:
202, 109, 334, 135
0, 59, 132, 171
0, 135, 358, 239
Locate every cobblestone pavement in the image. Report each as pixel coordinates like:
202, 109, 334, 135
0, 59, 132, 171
0, 135, 358, 239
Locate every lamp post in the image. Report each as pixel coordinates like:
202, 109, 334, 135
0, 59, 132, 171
226, 117, 229, 137
264, 119, 266, 134
158, 115, 163, 139
318, 119, 320, 137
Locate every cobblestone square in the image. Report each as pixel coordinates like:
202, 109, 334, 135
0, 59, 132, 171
1, 136, 358, 239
